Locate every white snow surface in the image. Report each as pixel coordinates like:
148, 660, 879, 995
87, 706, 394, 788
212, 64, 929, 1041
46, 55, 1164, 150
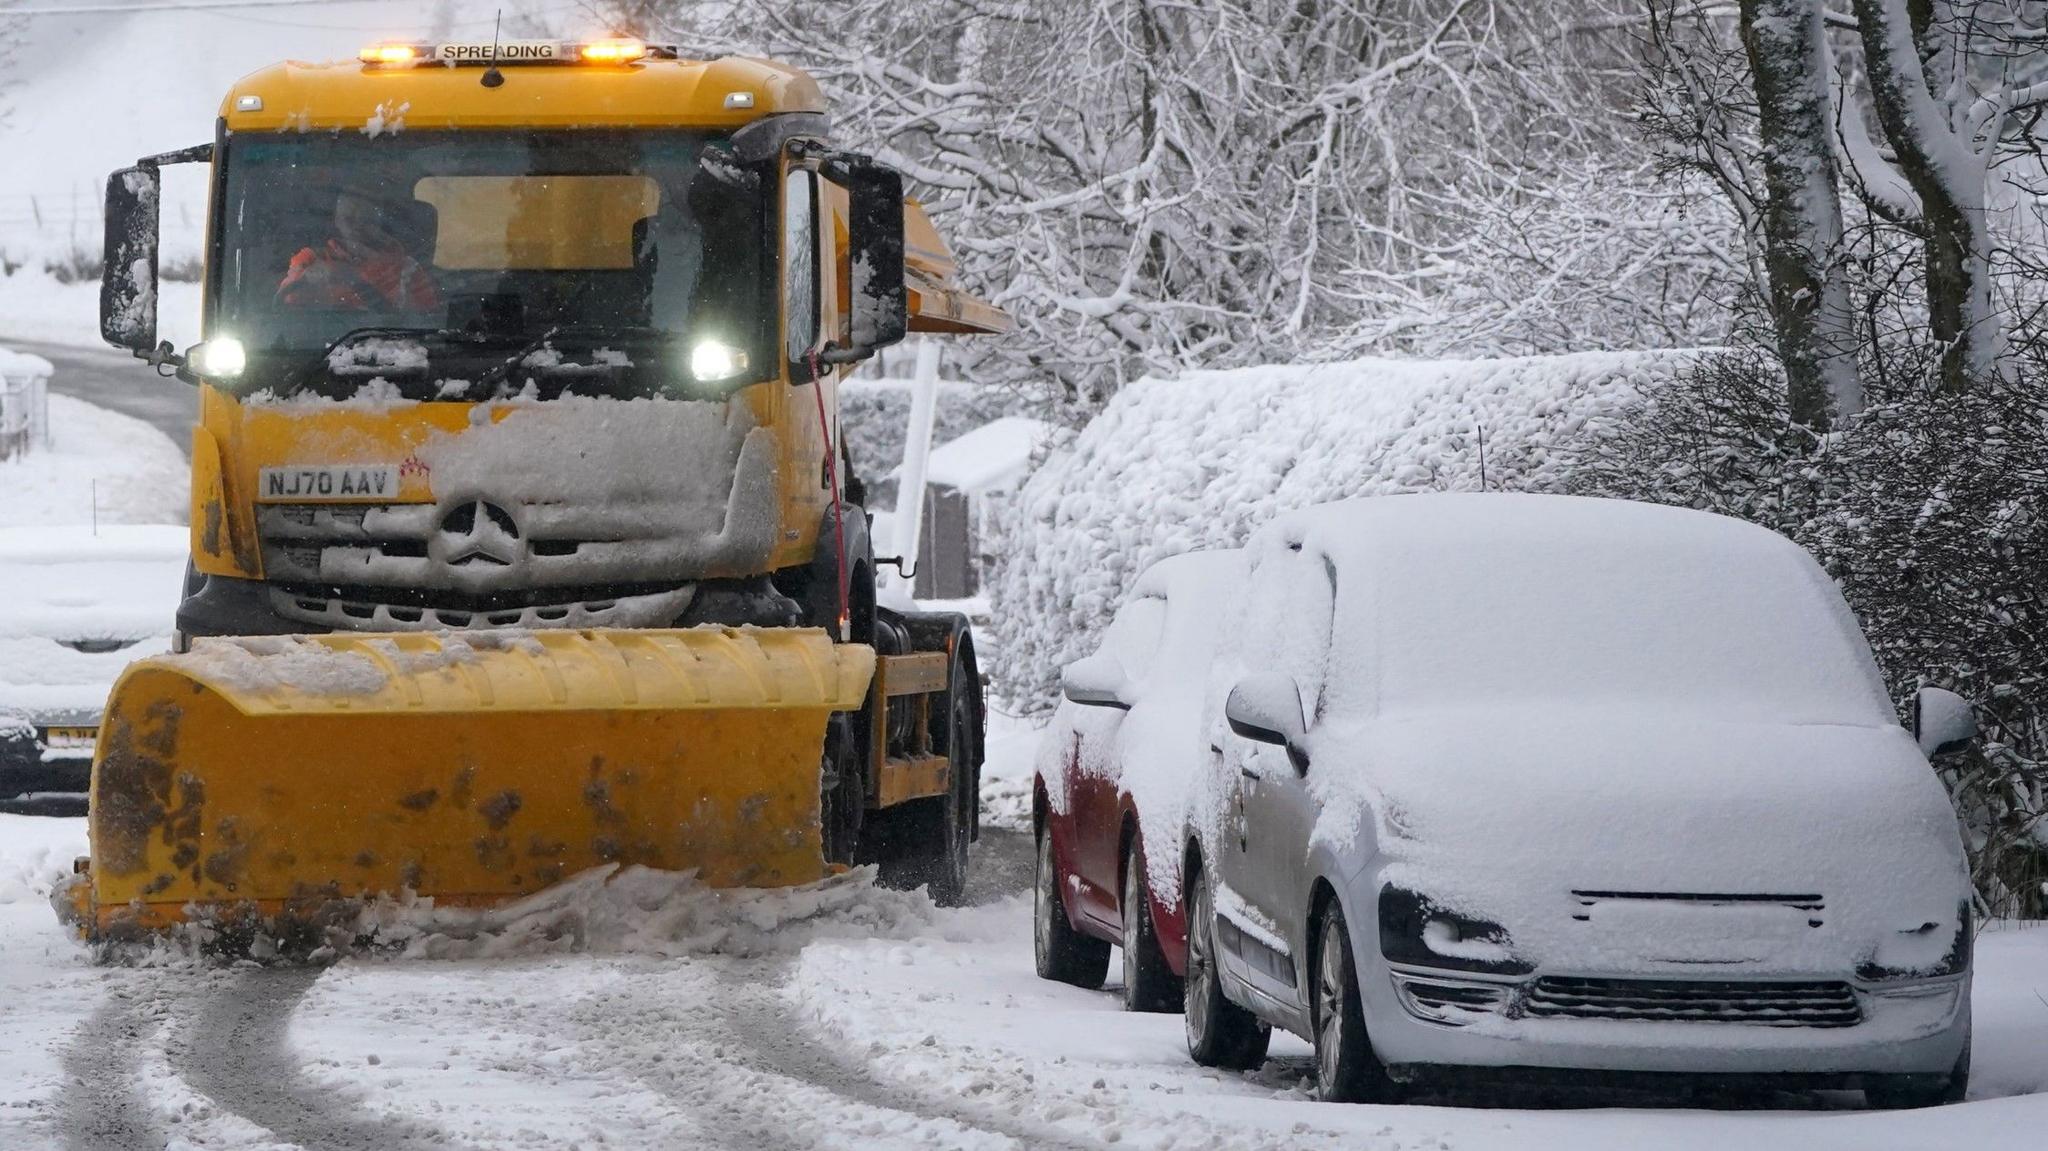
991, 350, 1698, 706
1, 816, 2046, 1148
0, 394, 189, 528
178, 636, 390, 697
0, 269, 207, 353
0, 524, 184, 719
0, 524, 185, 641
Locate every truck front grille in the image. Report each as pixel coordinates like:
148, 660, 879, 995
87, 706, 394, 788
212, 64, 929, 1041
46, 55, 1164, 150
1524, 977, 1862, 1027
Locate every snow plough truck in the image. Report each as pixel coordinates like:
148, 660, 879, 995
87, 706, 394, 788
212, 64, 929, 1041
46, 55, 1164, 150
66, 39, 1009, 948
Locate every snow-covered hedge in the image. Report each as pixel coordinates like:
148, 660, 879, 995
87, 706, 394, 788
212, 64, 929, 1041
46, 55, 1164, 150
987, 350, 1701, 709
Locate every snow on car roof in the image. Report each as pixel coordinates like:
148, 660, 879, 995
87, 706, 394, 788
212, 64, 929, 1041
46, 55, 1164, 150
1270, 493, 1895, 725
0, 524, 186, 643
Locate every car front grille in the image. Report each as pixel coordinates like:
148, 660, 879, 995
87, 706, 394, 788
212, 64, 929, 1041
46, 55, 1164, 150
1524, 977, 1862, 1028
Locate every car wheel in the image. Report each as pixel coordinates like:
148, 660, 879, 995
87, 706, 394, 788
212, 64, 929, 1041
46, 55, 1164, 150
1183, 860, 1271, 1070
1312, 902, 1398, 1103
1034, 827, 1110, 988
1866, 1036, 1970, 1109
1120, 841, 1184, 1013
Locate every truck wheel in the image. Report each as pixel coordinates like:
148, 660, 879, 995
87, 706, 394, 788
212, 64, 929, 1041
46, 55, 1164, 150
819, 717, 862, 867
1035, 828, 1110, 988
874, 657, 974, 906
1121, 842, 1184, 1013
1312, 903, 1398, 1103
1184, 859, 1270, 1070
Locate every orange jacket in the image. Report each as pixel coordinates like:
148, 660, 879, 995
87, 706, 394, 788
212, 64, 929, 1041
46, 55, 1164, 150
279, 240, 441, 311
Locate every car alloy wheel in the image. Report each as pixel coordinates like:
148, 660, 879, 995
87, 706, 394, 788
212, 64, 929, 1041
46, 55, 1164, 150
1121, 843, 1184, 1013
1182, 863, 1269, 1069
1033, 826, 1109, 988
1315, 916, 1347, 1088
1311, 903, 1397, 1103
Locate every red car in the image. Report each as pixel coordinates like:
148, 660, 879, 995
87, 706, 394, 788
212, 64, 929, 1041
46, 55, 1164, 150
1033, 549, 1248, 1011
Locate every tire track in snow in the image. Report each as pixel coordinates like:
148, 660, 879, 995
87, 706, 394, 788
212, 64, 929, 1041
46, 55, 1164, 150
699, 958, 1105, 1151
58, 978, 171, 1151
169, 967, 459, 1151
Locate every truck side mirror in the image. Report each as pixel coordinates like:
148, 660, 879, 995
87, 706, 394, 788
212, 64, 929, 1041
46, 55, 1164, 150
829, 160, 907, 361
1912, 687, 1976, 758
101, 165, 162, 357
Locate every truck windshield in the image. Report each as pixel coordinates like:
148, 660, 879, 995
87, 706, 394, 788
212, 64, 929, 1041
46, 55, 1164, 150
210, 129, 772, 399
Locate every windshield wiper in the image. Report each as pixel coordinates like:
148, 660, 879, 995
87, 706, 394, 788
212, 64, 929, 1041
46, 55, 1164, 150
282, 325, 464, 394
469, 324, 668, 395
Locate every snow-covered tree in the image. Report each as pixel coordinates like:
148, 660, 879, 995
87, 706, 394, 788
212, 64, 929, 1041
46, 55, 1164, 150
1740, 0, 1861, 423
611, 0, 1728, 413
1848, 0, 2048, 392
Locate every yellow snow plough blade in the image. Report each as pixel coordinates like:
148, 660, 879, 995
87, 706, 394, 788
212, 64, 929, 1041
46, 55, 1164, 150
67, 628, 874, 945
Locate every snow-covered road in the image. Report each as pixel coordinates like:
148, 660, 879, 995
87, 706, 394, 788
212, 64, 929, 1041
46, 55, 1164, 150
4, 812, 2047, 1151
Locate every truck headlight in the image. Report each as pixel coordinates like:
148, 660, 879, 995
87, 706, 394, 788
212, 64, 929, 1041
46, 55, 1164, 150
189, 336, 246, 380
689, 339, 748, 383
1378, 885, 1533, 975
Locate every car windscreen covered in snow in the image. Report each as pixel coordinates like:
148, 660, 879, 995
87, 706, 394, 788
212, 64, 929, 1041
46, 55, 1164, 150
1305, 495, 1897, 726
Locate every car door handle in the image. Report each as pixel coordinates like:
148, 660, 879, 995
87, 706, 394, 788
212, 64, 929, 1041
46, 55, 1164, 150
1238, 766, 1258, 781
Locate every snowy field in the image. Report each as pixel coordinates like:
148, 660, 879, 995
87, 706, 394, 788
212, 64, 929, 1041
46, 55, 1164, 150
2, 813, 2046, 1150
0, 392, 188, 528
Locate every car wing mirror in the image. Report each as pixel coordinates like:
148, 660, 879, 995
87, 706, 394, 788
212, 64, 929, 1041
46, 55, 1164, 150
1226, 672, 1309, 774
1062, 653, 1135, 710
1912, 687, 1976, 758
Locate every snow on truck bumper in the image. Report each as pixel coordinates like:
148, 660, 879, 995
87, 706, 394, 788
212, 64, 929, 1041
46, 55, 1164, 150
1358, 951, 1970, 1079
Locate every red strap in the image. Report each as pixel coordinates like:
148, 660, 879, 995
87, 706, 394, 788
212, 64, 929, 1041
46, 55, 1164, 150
807, 350, 850, 640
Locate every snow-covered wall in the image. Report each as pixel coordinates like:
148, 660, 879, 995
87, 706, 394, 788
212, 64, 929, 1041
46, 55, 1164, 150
987, 350, 1702, 709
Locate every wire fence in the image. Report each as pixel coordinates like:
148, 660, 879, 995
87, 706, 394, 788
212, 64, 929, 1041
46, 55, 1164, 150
0, 351, 53, 461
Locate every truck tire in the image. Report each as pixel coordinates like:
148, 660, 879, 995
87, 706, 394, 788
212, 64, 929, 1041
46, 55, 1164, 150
1035, 827, 1110, 988
873, 655, 975, 906
819, 716, 863, 867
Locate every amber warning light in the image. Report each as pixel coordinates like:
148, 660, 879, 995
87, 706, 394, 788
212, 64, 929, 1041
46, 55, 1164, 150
359, 40, 663, 67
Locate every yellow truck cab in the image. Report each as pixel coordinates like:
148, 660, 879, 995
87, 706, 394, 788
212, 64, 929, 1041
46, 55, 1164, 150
100, 38, 1004, 644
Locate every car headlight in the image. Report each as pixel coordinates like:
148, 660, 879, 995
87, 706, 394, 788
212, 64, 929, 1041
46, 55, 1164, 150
1378, 885, 1533, 975
1858, 901, 1972, 982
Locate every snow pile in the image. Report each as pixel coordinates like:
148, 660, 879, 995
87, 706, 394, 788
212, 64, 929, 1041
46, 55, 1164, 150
0, 393, 188, 528
988, 350, 1698, 707
180, 636, 390, 697
336, 864, 938, 962
0, 814, 87, 905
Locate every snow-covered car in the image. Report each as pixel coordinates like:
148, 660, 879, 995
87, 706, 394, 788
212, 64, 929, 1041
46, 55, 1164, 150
0, 524, 186, 811
1034, 548, 1248, 1011
1181, 493, 1977, 1109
